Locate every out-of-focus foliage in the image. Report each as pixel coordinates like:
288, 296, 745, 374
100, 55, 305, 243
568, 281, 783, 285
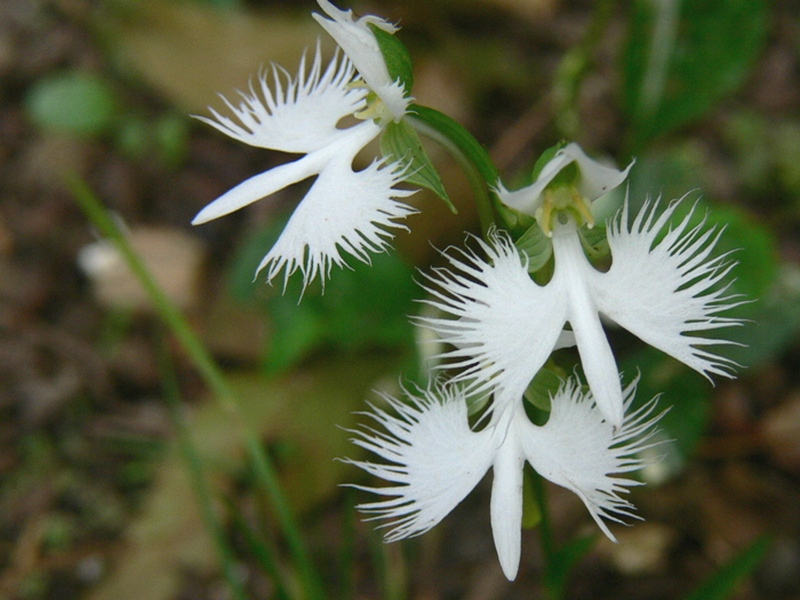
623, 0, 768, 150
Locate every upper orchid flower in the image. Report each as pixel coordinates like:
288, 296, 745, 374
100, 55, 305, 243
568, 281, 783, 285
192, 1, 417, 291
419, 200, 744, 429
347, 376, 662, 581
495, 142, 633, 236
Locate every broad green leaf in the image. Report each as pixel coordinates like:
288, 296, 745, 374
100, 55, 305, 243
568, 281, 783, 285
369, 23, 414, 92
26, 71, 119, 136
623, 0, 767, 149
380, 119, 453, 209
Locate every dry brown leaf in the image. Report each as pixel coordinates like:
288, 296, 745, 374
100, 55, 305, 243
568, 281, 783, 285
102, 1, 330, 114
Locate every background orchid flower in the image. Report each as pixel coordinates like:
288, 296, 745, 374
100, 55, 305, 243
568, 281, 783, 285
313, 0, 411, 123
346, 377, 662, 581
191, 46, 417, 291
419, 201, 744, 428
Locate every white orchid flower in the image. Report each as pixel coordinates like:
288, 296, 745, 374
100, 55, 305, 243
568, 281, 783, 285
418, 201, 744, 428
313, 0, 411, 122
191, 47, 417, 290
347, 376, 662, 581
495, 142, 633, 236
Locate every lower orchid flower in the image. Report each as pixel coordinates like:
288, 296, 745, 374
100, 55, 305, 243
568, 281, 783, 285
418, 199, 745, 428
346, 376, 663, 581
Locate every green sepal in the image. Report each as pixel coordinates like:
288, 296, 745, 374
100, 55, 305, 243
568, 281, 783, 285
515, 221, 554, 273
578, 224, 610, 261
380, 119, 453, 210
493, 199, 535, 236
521, 466, 542, 529
368, 23, 414, 92
523, 366, 566, 413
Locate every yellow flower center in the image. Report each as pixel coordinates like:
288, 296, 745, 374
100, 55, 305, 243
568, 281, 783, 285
536, 186, 595, 237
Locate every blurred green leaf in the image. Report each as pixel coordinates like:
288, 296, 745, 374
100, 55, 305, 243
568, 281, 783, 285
26, 71, 119, 136
228, 218, 420, 374
683, 535, 771, 600
624, 0, 767, 149
623, 349, 710, 480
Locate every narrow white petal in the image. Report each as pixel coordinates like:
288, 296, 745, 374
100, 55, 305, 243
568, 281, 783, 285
191, 151, 327, 225
346, 384, 495, 540
520, 377, 664, 541
313, 0, 410, 120
416, 231, 568, 403
598, 199, 746, 380
256, 122, 417, 289
195, 47, 365, 153
551, 223, 624, 428
489, 414, 525, 581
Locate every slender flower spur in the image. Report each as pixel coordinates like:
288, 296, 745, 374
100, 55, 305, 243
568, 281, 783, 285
346, 376, 663, 581
419, 200, 745, 429
192, 2, 417, 291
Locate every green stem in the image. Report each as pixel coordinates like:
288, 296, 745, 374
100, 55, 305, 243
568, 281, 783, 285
69, 175, 325, 600
158, 342, 249, 600
531, 470, 559, 600
552, 0, 617, 139
407, 104, 500, 237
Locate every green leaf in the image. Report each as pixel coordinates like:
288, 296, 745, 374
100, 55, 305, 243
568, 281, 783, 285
516, 222, 553, 273
683, 535, 771, 600
623, 0, 768, 148
369, 23, 414, 92
26, 71, 119, 136
380, 119, 453, 210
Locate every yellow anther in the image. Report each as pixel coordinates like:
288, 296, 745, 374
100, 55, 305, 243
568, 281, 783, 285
536, 186, 595, 236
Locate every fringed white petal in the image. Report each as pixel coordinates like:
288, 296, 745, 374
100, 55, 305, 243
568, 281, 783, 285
346, 384, 495, 541
313, 0, 410, 120
416, 231, 567, 404
599, 199, 746, 380
519, 376, 664, 542
195, 46, 364, 154
256, 125, 417, 289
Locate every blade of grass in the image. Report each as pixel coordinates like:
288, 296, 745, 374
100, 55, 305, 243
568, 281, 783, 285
683, 535, 771, 600
69, 175, 325, 599
157, 339, 248, 600
225, 495, 292, 600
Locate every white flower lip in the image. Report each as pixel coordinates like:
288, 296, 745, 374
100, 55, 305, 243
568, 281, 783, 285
346, 377, 663, 581
313, 0, 411, 121
191, 47, 417, 291
419, 200, 744, 428
495, 142, 634, 217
